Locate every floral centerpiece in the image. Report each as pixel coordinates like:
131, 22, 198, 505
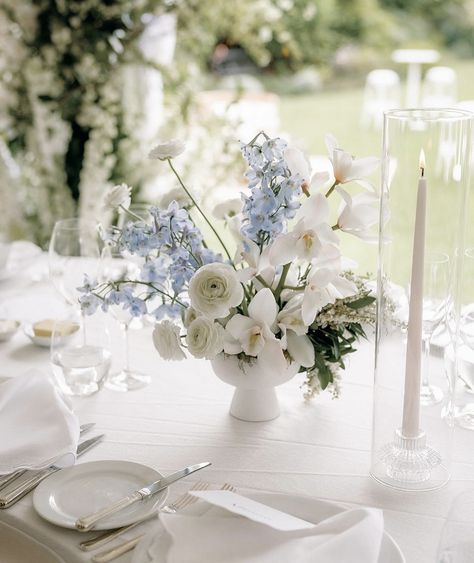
80, 132, 378, 421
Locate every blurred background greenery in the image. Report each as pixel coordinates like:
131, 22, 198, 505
0, 0, 473, 282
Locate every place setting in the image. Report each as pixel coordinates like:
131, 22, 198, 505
3, 3, 474, 562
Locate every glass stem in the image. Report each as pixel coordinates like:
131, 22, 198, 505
422, 334, 432, 388
123, 323, 131, 374
81, 311, 87, 347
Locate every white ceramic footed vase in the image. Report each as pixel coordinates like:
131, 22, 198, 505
211, 353, 299, 422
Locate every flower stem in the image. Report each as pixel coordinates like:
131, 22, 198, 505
167, 159, 234, 263
274, 263, 291, 301
325, 181, 338, 198
119, 205, 146, 222
255, 275, 271, 289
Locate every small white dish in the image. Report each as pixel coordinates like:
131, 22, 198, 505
0, 319, 20, 342
23, 322, 79, 348
33, 460, 167, 530
132, 491, 405, 563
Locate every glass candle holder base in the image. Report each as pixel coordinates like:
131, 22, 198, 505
371, 428, 449, 491
106, 369, 151, 392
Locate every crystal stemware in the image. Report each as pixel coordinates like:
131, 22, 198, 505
420, 252, 450, 405
99, 233, 151, 392
48, 218, 102, 344
50, 314, 111, 397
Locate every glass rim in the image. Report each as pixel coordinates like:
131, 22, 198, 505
384, 108, 473, 123
52, 218, 98, 230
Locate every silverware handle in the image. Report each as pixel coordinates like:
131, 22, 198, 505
79, 522, 139, 551
0, 470, 26, 492
91, 534, 145, 563
0, 468, 56, 509
75, 492, 143, 531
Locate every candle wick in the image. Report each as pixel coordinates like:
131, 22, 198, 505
420, 167, 425, 178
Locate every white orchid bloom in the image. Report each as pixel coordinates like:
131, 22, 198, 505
325, 134, 379, 187
269, 192, 338, 267
213, 198, 243, 245
284, 146, 311, 183
224, 288, 280, 357
336, 187, 379, 241
235, 239, 275, 284
277, 295, 314, 368
302, 266, 357, 326
212, 198, 242, 221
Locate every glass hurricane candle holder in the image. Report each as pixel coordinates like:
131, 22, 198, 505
371, 109, 472, 491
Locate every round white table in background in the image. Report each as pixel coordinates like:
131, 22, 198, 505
392, 49, 440, 107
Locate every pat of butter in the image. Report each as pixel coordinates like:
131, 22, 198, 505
33, 319, 79, 338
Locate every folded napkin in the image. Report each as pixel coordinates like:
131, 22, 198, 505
0, 371, 80, 474
157, 493, 384, 563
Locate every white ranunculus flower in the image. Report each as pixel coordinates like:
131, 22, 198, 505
189, 264, 244, 320
186, 317, 224, 359
103, 183, 132, 211
153, 321, 186, 361
148, 139, 185, 160
183, 307, 200, 328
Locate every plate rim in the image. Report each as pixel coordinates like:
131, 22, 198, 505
33, 459, 168, 530
132, 490, 405, 563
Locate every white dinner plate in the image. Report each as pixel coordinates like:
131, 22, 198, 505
132, 491, 405, 563
33, 460, 168, 530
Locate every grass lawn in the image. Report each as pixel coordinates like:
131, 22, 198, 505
276, 55, 474, 293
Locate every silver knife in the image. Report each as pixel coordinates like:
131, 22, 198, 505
0, 434, 104, 509
75, 461, 211, 532
0, 422, 95, 492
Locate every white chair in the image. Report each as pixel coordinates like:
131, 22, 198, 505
421, 66, 457, 108
361, 69, 401, 130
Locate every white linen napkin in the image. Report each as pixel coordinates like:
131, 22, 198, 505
0, 371, 80, 474
158, 495, 384, 563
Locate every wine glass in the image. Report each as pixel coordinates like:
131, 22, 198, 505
99, 234, 151, 392
48, 218, 102, 333
420, 252, 450, 405
50, 314, 111, 397
450, 248, 474, 429
116, 203, 152, 229
436, 489, 474, 562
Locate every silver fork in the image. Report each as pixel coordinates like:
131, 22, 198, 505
81, 481, 210, 552
90, 483, 236, 563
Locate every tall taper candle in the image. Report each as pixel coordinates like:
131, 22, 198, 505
402, 150, 427, 438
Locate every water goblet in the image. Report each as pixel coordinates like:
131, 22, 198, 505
50, 314, 111, 397
48, 218, 102, 342
99, 235, 151, 392
420, 252, 450, 405
449, 248, 474, 429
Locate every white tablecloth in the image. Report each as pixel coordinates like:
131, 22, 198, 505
0, 262, 473, 563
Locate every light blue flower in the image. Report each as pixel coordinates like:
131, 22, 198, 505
79, 293, 101, 315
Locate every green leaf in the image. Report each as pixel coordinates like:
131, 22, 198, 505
346, 296, 376, 310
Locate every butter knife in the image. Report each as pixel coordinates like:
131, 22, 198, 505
0, 422, 95, 492
75, 461, 211, 531
0, 434, 104, 509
